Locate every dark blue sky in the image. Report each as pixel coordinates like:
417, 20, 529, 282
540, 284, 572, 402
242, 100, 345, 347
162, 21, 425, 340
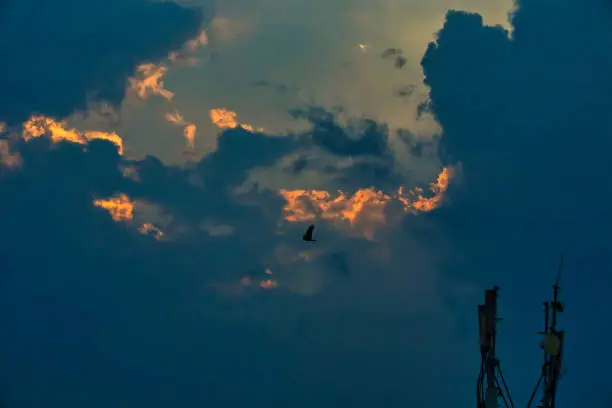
1, 0, 610, 407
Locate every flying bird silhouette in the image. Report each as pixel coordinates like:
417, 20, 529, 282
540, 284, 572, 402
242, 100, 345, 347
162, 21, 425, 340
302, 224, 316, 242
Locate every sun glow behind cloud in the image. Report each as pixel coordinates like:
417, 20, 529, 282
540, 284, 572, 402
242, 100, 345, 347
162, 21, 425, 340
21, 116, 124, 155
209, 108, 262, 132
280, 167, 452, 223
93, 194, 166, 240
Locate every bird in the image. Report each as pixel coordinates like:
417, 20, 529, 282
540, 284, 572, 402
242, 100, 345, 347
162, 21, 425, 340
302, 224, 316, 242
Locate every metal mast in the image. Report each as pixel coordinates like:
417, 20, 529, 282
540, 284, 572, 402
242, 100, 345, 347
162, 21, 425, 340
526, 255, 566, 408
477, 286, 515, 408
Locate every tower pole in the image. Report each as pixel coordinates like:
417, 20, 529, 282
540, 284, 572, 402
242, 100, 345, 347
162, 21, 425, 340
477, 286, 513, 408
527, 255, 566, 408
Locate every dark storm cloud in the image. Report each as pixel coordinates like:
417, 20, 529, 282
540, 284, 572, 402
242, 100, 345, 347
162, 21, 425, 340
284, 106, 408, 192
197, 127, 297, 189
290, 106, 391, 157
0, 132, 299, 405
0, 111, 457, 406
420, 2, 612, 406
421, 5, 612, 260
0, 0, 211, 126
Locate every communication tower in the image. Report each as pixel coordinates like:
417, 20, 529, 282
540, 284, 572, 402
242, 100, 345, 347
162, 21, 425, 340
476, 256, 566, 408
477, 286, 515, 408
526, 256, 566, 408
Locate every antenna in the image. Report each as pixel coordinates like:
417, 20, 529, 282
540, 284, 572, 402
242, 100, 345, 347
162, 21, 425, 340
476, 256, 568, 408
526, 255, 566, 408
476, 286, 515, 408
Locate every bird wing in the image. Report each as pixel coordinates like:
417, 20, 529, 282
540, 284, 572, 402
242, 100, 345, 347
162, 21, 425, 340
304, 224, 314, 239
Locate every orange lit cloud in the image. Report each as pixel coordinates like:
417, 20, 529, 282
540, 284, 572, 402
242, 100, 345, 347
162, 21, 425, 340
209, 108, 262, 132
22, 115, 124, 154
93, 194, 135, 222
93, 194, 166, 240
129, 28, 208, 102
128, 63, 174, 101
183, 124, 196, 150
138, 223, 164, 240
279, 167, 454, 236
165, 109, 196, 150
147, 29, 210, 154
398, 166, 452, 212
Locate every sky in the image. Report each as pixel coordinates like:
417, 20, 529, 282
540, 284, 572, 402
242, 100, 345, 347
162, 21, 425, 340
0, 0, 611, 407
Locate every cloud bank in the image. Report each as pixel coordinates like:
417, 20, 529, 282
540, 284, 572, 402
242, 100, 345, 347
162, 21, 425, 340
0, 115, 460, 406
2, 0, 610, 405
0, 0, 210, 126
421, 0, 612, 405
0, 3, 457, 399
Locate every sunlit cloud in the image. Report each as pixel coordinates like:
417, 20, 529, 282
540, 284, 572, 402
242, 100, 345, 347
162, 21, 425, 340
126, 28, 210, 157
93, 193, 166, 240
165, 109, 197, 150
209, 108, 262, 132
398, 166, 453, 212
93, 194, 135, 222
279, 166, 454, 238
128, 63, 175, 101
22, 115, 124, 154
129, 28, 209, 102
138, 222, 164, 240
165, 110, 185, 125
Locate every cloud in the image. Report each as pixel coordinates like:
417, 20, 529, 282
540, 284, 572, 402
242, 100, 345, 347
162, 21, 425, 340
165, 109, 197, 151
421, 4, 612, 262
0, 0, 526, 404
0, 0, 211, 126
289, 107, 391, 157
420, 1, 612, 406
0, 99, 464, 405
22, 115, 124, 154
209, 108, 262, 132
